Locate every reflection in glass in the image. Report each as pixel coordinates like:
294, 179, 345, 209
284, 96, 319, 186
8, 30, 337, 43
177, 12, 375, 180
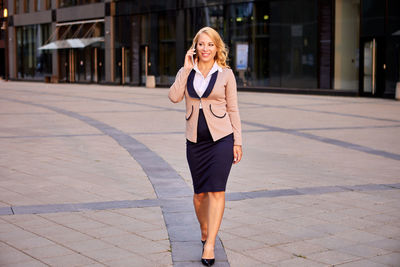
23, 0, 29, 13
35, 0, 40, 11
185, 5, 224, 49
112, 0, 318, 89
363, 40, 376, 93
334, 0, 360, 90
15, 0, 20, 14
228, 0, 318, 88
16, 24, 52, 79
35, 0, 50, 11
114, 12, 178, 86
59, 0, 103, 8
158, 12, 176, 85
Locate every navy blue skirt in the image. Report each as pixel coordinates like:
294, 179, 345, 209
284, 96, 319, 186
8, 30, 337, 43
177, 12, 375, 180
186, 109, 234, 194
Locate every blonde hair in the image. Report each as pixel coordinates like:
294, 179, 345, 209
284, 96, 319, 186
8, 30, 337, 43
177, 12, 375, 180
190, 27, 229, 68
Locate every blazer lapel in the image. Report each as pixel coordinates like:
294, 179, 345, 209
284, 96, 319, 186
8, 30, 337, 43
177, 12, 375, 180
186, 69, 219, 99
202, 71, 218, 98
186, 70, 199, 99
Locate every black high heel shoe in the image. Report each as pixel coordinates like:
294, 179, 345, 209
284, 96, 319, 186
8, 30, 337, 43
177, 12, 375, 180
201, 242, 215, 266
201, 258, 215, 266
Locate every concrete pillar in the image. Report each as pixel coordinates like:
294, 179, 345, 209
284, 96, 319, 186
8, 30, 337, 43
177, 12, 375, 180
105, 15, 114, 83
51, 22, 59, 81
8, 26, 16, 79
7, 0, 14, 14
131, 15, 140, 85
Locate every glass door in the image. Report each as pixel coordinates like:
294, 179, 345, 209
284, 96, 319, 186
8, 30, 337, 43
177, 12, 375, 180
75, 48, 92, 83
362, 39, 376, 94
360, 37, 385, 96
69, 49, 75, 83
122, 47, 131, 84
96, 47, 105, 83
140, 45, 150, 86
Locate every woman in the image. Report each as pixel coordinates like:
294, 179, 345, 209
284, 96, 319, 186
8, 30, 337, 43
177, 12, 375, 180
169, 27, 242, 266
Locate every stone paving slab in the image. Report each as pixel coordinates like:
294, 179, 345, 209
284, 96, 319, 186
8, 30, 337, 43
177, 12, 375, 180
1, 82, 400, 266
0, 207, 172, 266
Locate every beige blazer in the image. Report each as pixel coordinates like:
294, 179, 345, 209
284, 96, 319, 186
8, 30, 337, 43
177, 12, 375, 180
169, 67, 242, 146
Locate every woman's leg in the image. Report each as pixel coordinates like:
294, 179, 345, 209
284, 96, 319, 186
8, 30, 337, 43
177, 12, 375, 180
193, 192, 209, 241
202, 191, 225, 259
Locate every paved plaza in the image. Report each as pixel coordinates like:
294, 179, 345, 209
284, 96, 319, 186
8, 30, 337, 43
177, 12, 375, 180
0, 81, 399, 267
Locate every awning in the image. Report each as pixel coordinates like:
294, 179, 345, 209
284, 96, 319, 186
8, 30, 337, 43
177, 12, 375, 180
38, 37, 104, 50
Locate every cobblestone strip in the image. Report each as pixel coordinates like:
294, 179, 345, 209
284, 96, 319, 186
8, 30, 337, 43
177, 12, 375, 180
0, 199, 161, 215
0, 96, 229, 267
2, 183, 399, 215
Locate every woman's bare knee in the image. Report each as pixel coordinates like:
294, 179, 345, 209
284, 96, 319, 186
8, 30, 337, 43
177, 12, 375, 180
207, 191, 225, 200
194, 192, 208, 201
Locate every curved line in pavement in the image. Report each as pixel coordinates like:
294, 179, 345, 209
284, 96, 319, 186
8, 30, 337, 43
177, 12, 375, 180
242, 120, 400, 161
0, 96, 229, 267
239, 100, 400, 123
2, 183, 399, 216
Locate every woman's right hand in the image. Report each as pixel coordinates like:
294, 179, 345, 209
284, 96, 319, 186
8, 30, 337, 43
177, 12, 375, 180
184, 48, 197, 69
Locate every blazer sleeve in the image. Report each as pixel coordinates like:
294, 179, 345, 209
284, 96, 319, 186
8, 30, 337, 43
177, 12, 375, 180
168, 67, 192, 103
225, 69, 242, 146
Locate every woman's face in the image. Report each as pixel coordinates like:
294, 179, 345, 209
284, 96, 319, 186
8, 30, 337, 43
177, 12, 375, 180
196, 33, 217, 64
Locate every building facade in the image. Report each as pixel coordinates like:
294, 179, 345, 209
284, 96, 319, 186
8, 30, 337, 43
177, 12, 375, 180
4, 0, 400, 98
0, 0, 8, 79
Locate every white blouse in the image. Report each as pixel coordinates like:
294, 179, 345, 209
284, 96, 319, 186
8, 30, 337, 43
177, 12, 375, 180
193, 62, 223, 108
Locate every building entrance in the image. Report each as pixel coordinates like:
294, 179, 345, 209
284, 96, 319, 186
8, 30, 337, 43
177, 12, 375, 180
59, 47, 104, 83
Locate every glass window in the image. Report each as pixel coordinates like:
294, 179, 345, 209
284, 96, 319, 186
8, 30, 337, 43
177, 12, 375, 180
158, 11, 177, 85
23, 0, 29, 13
228, 2, 254, 86
253, 1, 270, 86
16, 24, 52, 79
185, 5, 225, 49
224, 0, 318, 88
112, 0, 318, 89
14, 0, 19, 14
59, 0, 103, 8
114, 11, 177, 86
334, 0, 360, 90
114, 15, 131, 84
34, 0, 49, 11
183, 1, 318, 88
269, 0, 318, 88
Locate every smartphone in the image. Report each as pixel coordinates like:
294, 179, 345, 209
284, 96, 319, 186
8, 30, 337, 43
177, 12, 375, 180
192, 48, 196, 65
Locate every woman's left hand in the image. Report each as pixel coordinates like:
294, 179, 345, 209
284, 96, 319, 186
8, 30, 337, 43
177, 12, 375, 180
233, 145, 242, 164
